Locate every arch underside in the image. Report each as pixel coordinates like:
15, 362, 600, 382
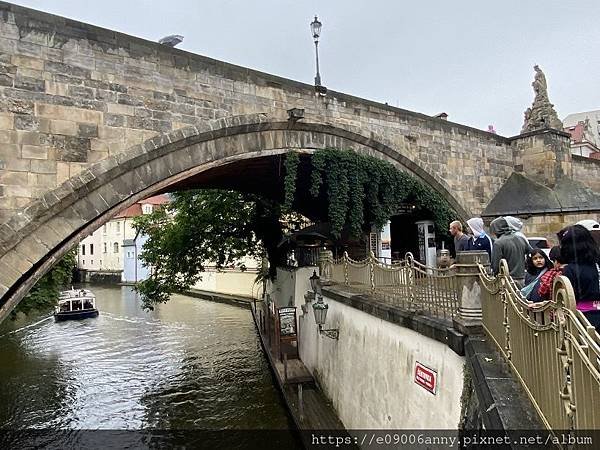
0, 115, 471, 322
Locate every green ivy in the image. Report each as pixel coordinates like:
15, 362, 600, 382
283, 148, 456, 240
282, 152, 299, 213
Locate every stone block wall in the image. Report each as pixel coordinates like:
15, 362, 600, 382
521, 212, 599, 245
572, 155, 600, 193
512, 129, 572, 188
0, 1, 515, 225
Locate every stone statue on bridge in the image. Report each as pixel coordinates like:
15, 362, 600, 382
521, 65, 563, 133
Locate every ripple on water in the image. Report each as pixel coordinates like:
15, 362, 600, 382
0, 285, 294, 436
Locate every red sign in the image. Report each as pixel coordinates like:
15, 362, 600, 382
414, 362, 437, 395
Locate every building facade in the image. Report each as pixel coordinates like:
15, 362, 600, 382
76, 195, 169, 277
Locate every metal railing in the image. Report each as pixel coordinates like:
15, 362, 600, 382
321, 251, 459, 320
478, 259, 600, 431
321, 249, 600, 431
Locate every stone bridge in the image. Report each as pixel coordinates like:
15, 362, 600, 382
0, 2, 599, 320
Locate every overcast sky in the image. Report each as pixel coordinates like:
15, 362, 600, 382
10, 0, 600, 136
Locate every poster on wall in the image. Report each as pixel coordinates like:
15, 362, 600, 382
278, 307, 297, 337
414, 361, 437, 395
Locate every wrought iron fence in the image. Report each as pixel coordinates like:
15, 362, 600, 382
321, 251, 458, 320
478, 259, 600, 431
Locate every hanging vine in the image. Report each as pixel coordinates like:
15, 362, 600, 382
282, 147, 457, 240
282, 151, 300, 213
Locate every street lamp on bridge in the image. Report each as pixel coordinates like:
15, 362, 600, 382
310, 15, 323, 88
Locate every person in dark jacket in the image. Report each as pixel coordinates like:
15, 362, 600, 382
560, 225, 600, 330
489, 217, 530, 285
465, 217, 492, 260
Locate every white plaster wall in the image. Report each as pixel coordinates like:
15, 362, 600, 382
191, 269, 259, 298
299, 296, 465, 430
271, 267, 317, 308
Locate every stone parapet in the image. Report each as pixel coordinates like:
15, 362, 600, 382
452, 251, 489, 335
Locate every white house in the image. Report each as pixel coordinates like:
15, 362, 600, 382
77, 194, 169, 276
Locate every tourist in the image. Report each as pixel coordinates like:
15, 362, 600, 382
521, 249, 553, 300
576, 219, 600, 255
465, 217, 492, 260
449, 220, 470, 257
560, 225, 600, 330
535, 246, 566, 301
489, 217, 529, 286
504, 216, 532, 251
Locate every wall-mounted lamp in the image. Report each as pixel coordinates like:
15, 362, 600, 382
309, 271, 339, 340
312, 296, 339, 340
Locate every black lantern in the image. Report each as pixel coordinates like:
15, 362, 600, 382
312, 296, 328, 326
310, 15, 322, 41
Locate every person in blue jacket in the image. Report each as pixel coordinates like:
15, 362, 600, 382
466, 217, 493, 260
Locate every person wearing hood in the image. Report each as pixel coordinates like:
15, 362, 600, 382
504, 216, 532, 250
489, 217, 530, 285
465, 217, 492, 260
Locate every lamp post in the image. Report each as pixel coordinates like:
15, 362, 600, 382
310, 15, 322, 87
309, 270, 320, 302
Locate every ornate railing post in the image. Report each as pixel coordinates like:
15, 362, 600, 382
343, 251, 349, 286
453, 251, 489, 335
318, 249, 333, 279
369, 251, 376, 292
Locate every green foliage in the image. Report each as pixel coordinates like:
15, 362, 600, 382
301, 148, 456, 239
138, 148, 457, 309
12, 250, 76, 318
282, 152, 299, 213
133, 190, 266, 309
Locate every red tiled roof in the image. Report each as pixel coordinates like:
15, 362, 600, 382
113, 194, 169, 219
140, 194, 169, 205
114, 204, 142, 219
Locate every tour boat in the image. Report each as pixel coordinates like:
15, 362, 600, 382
54, 288, 99, 321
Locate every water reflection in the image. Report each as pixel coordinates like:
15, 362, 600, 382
0, 285, 298, 448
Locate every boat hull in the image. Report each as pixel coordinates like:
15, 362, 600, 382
54, 309, 99, 321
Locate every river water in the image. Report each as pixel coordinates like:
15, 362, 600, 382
0, 285, 300, 449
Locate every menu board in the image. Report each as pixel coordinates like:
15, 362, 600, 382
278, 307, 297, 337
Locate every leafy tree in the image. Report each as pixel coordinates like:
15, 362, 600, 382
133, 190, 274, 309
12, 250, 76, 318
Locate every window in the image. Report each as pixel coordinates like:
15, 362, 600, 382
90, 244, 94, 255
116, 222, 120, 233
142, 204, 152, 214
82, 260, 85, 265
90, 260, 93, 265
113, 242, 119, 253
81, 244, 85, 255
103, 242, 107, 253
103, 224, 107, 233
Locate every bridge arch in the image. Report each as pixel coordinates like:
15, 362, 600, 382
0, 113, 471, 321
